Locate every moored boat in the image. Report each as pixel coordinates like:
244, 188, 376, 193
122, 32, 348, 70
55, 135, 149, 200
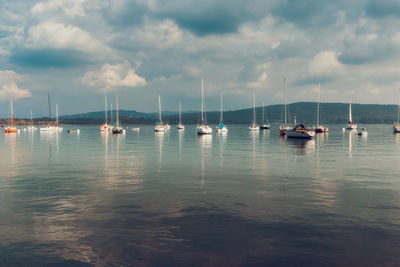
216, 92, 228, 133
249, 93, 259, 131
286, 124, 315, 138
346, 100, 357, 130
394, 89, 400, 133
5, 98, 17, 133
196, 78, 212, 135
154, 95, 166, 132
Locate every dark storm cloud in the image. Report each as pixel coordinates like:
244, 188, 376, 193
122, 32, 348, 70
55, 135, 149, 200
158, 0, 269, 36
101, 0, 270, 36
338, 38, 397, 65
271, 0, 340, 27
10, 48, 94, 68
365, 0, 400, 18
102, 1, 148, 27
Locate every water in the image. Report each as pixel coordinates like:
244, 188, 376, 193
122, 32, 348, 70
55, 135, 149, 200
1, 124, 400, 266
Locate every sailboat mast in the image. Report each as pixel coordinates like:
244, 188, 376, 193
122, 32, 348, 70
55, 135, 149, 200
10, 98, 15, 128
56, 104, 59, 127
201, 78, 204, 122
284, 77, 287, 125
349, 100, 352, 123
158, 95, 162, 123
262, 101, 265, 123
253, 93, 256, 124
317, 83, 320, 125
116, 95, 119, 127
179, 101, 182, 124
111, 103, 113, 125
31, 110, 33, 126
398, 88, 400, 124
105, 95, 108, 123
48, 93, 52, 122
220, 92, 223, 122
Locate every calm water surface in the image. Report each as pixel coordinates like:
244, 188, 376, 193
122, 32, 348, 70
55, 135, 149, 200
1, 124, 400, 266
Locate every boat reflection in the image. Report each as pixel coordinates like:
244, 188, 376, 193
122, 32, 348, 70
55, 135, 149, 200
286, 138, 315, 155
155, 131, 164, 173
199, 134, 212, 190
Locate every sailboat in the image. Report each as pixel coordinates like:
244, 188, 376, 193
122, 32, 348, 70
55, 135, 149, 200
394, 89, 400, 133
279, 77, 291, 135
346, 100, 357, 130
313, 84, 328, 133
154, 95, 166, 132
40, 93, 62, 132
27, 110, 37, 131
4, 98, 17, 133
286, 123, 315, 138
196, 78, 212, 135
259, 101, 270, 130
100, 95, 111, 132
177, 101, 184, 130
216, 92, 228, 133
249, 93, 259, 131
112, 95, 124, 134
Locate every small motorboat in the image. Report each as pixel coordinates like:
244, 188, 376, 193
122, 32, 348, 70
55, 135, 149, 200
357, 128, 367, 136
286, 124, 315, 138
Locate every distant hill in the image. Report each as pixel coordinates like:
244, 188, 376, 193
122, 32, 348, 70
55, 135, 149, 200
1, 102, 398, 125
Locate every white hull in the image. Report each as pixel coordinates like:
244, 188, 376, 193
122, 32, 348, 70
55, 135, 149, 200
154, 125, 166, 132
249, 124, 259, 131
287, 130, 315, 138
27, 126, 37, 131
394, 124, 400, 133
177, 124, 184, 130
346, 124, 357, 130
216, 127, 228, 133
40, 126, 62, 132
196, 125, 212, 134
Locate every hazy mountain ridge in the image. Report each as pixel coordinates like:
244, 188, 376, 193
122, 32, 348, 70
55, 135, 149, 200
1, 102, 398, 125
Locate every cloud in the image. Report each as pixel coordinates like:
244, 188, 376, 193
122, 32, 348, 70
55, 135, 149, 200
0, 82, 32, 100
308, 51, 343, 77
365, 0, 400, 18
136, 19, 182, 49
9, 21, 111, 68
26, 21, 108, 53
81, 61, 147, 93
31, 0, 87, 17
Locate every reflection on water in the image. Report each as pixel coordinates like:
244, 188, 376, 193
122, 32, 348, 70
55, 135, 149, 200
1, 125, 400, 266
155, 131, 164, 172
199, 134, 212, 191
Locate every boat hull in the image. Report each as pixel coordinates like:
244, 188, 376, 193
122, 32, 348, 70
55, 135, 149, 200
287, 130, 315, 138
314, 126, 329, 133
196, 125, 212, 135
4, 127, 17, 133
394, 124, 400, 133
260, 124, 270, 130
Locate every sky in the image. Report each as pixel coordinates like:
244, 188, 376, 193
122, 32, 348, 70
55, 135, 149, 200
1, 0, 400, 117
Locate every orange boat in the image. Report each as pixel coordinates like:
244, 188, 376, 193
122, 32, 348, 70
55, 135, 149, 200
5, 98, 17, 133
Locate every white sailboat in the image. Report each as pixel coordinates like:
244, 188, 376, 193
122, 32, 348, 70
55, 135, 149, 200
27, 110, 37, 131
313, 83, 328, 133
249, 93, 259, 131
394, 89, 400, 133
196, 78, 212, 135
259, 101, 270, 130
4, 98, 17, 133
280, 77, 291, 135
41, 93, 62, 132
154, 95, 166, 132
100, 95, 111, 132
216, 92, 228, 133
177, 101, 184, 130
112, 95, 124, 134
346, 100, 357, 130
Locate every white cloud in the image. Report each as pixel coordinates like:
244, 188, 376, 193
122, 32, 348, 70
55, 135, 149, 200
369, 88, 381, 95
0, 82, 32, 100
308, 50, 343, 77
26, 21, 109, 54
81, 61, 147, 93
137, 20, 182, 49
31, 0, 87, 17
